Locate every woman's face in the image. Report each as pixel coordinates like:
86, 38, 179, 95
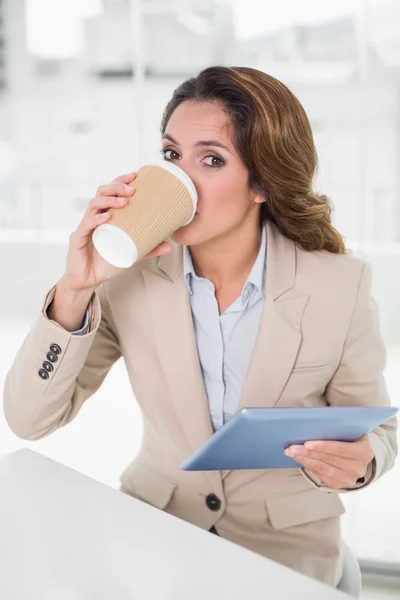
162, 100, 263, 247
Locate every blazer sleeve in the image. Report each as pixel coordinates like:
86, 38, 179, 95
2, 282, 121, 441
302, 261, 398, 493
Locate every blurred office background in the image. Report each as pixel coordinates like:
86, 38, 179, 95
0, 0, 399, 596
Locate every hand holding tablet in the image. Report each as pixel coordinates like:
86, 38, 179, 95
285, 433, 375, 489
180, 406, 398, 472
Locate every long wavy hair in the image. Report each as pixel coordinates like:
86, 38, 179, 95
161, 66, 346, 254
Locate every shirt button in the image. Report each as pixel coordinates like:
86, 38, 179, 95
206, 494, 221, 512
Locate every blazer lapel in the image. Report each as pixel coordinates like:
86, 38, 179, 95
222, 222, 309, 480
142, 248, 223, 495
238, 221, 309, 410
236, 293, 309, 411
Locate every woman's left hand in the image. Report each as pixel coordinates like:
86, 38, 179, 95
284, 434, 375, 489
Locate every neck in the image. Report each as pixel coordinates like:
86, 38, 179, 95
189, 219, 263, 291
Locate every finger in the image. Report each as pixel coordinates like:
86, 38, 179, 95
302, 439, 366, 460
87, 194, 131, 214
286, 447, 364, 476
113, 172, 137, 184
97, 182, 135, 198
292, 455, 359, 487
145, 241, 173, 259
77, 211, 111, 237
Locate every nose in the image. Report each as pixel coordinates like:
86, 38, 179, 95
178, 163, 200, 214
177, 160, 200, 196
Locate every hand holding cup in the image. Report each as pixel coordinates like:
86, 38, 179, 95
62, 172, 174, 294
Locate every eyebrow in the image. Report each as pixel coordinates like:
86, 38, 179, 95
162, 133, 232, 154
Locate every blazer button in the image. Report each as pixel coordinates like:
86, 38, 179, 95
42, 361, 54, 373
206, 494, 221, 512
50, 343, 62, 355
38, 369, 49, 380
46, 351, 58, 363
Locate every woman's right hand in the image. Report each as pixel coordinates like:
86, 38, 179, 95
62, 172, 173, 293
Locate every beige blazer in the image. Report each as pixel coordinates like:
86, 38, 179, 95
3, 221, 397, 587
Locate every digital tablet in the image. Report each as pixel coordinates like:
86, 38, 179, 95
180, 406, 398, 471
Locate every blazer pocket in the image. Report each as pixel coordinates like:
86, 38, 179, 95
122, 465, 177, 510
291, 362, 331, 373
265, 488, 345, 530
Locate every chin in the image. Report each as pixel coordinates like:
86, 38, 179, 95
170, 218, 205, 246
171, 228, 200, 247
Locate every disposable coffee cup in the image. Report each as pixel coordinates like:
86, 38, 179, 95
92, 161, 197, 268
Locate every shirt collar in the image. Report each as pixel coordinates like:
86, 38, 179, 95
183, 226, 267, 297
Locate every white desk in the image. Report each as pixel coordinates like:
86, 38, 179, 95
0, 449, 348, 599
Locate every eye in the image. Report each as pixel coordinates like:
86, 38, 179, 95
203, 155, 225, 168
161, 148, 180, 161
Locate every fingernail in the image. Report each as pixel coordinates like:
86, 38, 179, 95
304, 442, 315, 449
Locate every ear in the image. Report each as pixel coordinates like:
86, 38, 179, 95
248, 177, 266, 206
252, 191, 266, 206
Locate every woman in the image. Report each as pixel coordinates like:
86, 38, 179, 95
3, 67, 397, 589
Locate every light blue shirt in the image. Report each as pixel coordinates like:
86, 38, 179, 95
183, 228, 267, 431
74, 228, 267, 432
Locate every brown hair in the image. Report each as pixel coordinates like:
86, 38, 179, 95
161, 66, 346, 254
